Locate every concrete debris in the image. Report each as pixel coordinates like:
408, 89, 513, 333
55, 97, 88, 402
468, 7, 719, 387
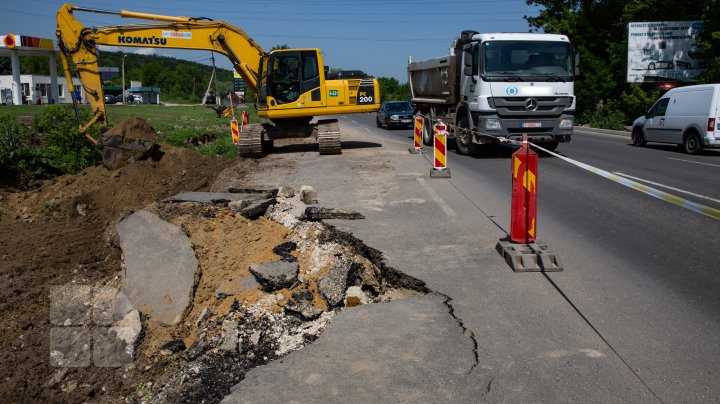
116, 210, 198, 325
227, 199, 252, 211
345, 286, 369, 307
300, 186, 318, 204
220, 320, 240, 352
249, 260, 299, 292
240, 198, 276, 219
277, 185, 295, 198
318, 256, 358, 307
272, 242, 298, 262
286, 290, 323, 321
301, 207, 365, 221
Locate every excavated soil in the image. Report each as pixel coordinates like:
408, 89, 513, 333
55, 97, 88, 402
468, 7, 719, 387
0, 119, 424, 403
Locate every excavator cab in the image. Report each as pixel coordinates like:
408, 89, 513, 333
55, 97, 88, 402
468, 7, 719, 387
258, 50, 314, 107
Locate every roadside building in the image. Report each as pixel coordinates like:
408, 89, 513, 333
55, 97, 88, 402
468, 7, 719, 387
0, 74, 85, 105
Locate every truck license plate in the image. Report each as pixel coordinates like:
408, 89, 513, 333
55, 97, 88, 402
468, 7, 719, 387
521, 122, 541, 128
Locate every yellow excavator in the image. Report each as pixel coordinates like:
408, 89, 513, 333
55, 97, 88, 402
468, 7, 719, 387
55, 3, 380, 167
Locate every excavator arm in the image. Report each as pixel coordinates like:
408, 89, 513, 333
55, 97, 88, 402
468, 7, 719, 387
56, 3, 265, 135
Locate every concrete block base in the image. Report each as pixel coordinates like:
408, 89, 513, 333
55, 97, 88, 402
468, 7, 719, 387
495, 240, 563, 272
430, 168, 451, 178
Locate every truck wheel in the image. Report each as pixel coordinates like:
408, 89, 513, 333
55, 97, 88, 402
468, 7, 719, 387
422, 116, 433, 146
455, 116, 478, 156
631, 128, 646, 146
683, 131, 702, 155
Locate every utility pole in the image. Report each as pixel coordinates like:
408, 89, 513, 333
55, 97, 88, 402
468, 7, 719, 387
121, 51, 126, 104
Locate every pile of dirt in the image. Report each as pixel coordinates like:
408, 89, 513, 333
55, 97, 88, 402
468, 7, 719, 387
0, 143, 243, 403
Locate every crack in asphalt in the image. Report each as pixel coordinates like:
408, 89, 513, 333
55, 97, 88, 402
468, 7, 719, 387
482, 377, 495, 398
434, 292, 479, 374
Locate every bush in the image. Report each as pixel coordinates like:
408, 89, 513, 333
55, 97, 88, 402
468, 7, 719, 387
0, 115, 55, 190
578, 107, 627, 131
34, 105, 101, 174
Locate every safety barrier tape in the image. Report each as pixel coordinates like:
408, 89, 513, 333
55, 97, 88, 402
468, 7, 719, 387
412, 113, 720, 220
529, 143, 720, 221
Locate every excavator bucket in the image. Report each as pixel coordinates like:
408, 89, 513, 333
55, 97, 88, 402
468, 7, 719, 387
96, 117, 159, 170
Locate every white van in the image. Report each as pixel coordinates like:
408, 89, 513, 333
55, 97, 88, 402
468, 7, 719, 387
631, 84, 720, 154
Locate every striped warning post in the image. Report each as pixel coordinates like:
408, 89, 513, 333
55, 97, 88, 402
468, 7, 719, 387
510, 137, 538, 244
230, 118, 239, 144
240, 110, 249, 131
430, 121, 451, 178
409, 115, 423, 154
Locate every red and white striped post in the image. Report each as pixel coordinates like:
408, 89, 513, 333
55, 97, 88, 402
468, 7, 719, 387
409, 115, 423, 154
230, 118, 239, 144
240, 110, 249, 131
430, 121, 451, 178
510, 133, 538, 243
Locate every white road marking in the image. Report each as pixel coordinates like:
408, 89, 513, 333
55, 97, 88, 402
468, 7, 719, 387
614, 172, 720, 204
667, 157, 720, 168
351, 120, 358, 124
530, 143, 720, 220
417, 178, 456, 217
364, 127, 371, 133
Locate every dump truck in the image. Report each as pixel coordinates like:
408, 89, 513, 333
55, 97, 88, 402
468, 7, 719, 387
56, 3, 380, 168
408, 30, 579, 155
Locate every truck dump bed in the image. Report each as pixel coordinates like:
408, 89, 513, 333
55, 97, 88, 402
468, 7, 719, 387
407, 54, 460, 105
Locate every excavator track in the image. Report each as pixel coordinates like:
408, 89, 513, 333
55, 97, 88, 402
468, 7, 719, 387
316, 119, 341, 155
238, 123, 264, 157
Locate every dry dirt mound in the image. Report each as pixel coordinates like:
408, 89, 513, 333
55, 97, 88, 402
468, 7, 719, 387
103, 117, 159, 143
0, 144, 245, 403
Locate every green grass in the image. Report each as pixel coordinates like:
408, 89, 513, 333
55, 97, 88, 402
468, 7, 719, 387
0, 103, 259, 158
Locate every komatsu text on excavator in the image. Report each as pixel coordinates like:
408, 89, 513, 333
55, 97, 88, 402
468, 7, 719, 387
56, 3, 380, 167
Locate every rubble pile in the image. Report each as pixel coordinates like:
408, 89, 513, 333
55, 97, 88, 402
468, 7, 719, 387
105, 186, 427, 403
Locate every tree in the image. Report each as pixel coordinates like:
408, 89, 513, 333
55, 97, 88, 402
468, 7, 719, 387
377, 77, 409, 102
526, 0, 710, 128
696, 0, 720, 82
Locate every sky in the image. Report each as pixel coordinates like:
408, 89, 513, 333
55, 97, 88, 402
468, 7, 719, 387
1, 0, 542, 81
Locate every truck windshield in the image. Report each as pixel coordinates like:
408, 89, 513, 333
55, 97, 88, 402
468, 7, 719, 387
482, 41, 574, 81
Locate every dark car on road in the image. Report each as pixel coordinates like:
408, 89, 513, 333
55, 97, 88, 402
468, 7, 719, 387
376, 101, 414, 129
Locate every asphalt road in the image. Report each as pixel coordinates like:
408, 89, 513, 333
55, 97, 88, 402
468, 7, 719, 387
345, 114, 720, 401
229, 114, 719, 402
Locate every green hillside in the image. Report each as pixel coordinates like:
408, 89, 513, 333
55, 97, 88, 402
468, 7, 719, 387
1, 51, 234, 104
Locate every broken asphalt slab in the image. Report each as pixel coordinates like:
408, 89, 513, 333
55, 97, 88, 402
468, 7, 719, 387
116, 210, 198, 325
222, 294, 482, 403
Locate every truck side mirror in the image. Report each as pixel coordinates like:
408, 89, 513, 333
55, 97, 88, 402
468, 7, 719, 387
463, 50, 473, 76
574, 52, 580, 76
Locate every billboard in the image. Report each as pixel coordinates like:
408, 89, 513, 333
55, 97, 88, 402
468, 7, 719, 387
627, 21, 706, 83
